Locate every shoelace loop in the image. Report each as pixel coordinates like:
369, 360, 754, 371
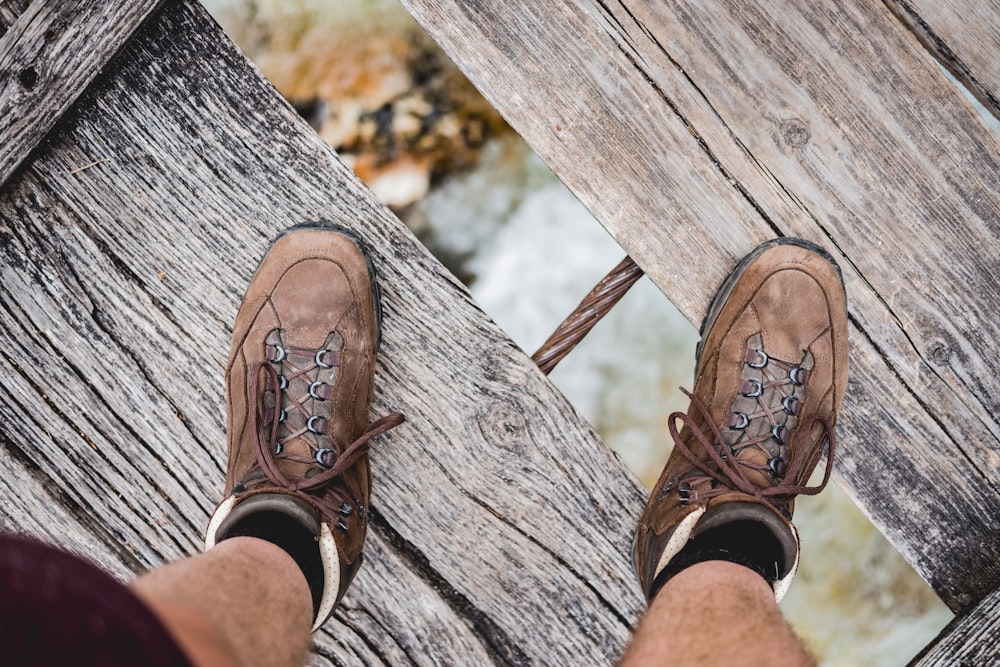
241, 355, 404, 524
668, 388, 834, 507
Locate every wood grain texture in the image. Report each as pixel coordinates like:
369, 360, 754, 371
0, 1, 646, 664
0, 434, 131, 581
400, 0, 1000, 613
0, 0, 165, 188
910, 585, 1000, 665
0, 0, 30, 30
884, 0, 1000, 120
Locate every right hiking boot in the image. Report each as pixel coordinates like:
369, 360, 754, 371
634, 238, 848, 602
204, 221, 404, 631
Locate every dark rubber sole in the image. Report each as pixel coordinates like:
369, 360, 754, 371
267, 220, 384, 350
694, 237, 844, 364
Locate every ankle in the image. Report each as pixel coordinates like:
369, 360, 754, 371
218, 511, 325, 620
132, 538, 313, 667
648, 518, 785, 600
661, 559, 775, 599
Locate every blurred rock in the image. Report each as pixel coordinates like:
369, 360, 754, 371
206, 0, 510, 210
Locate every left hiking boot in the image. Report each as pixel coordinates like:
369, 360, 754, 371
205, 221, 403, 630
634, 238, 848, 602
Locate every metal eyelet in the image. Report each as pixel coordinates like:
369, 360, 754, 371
782, 395, 800, 415
269, 344, 287, 363
729, 412, 749, 429
771, 423, 786, 444
747, 349, 769, 369
307, 415, 327, 434
277, 408, 286, 423
308, 381, 328, 400
356, 502, 366, 521
274, 442, 283, 455
315, 448, 333, 467
315, 349, 334, 368
678, 481, 692, 506
278, 375, 288, 390
789, 366, 809, 385
336, 520, 348, 532
768, 456, 787, 478
742, 378, 762, 398
338, 502, 353, 516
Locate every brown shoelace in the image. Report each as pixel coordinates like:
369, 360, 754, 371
668, 389, 835, 507
243, 351, 404, 524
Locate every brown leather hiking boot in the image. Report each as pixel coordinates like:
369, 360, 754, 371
205, 222, 403, 630
634, 238, 848, 602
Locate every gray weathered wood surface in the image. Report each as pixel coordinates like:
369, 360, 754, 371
0, 0, 165, 186
0, 1, 646, 664
401, 0, 1000, 619
911, 586, 1000, 666
0, 0, 30, 29
885, 0, 1000, 119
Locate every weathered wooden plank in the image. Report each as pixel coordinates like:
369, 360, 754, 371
0, 1, 646, 663
400, 0, 1000, 612
910, 585, 1000, 665
312, 535, 497, 666
884, 0, 1000, 121
0, 0, 165, 188
0, 0, 30, 31
0, 441, 130, 581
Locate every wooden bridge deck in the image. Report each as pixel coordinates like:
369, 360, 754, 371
2, 0, 1000, 664
0, 1, 646, 664
401, 0, 1000, 662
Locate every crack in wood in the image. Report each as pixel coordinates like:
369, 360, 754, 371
330, 607, 414, 667
592, 0, 784, 240
413, 431, 638, 629
0, 290, 202, 553
0, 344, 163, 571
18, 284, 206, 537
847, 312, 996, 490
468, 483, 635, 630
370, 509, 529, 667
0, 427, 148, 574
881, 0, 1000, 121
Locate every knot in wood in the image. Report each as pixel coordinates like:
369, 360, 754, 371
928, 340, 951, 364
475, 401, 529, 454
780, 118, 810, 148
18, 67, 38, 90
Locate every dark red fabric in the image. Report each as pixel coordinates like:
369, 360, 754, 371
0, 534, 193, 667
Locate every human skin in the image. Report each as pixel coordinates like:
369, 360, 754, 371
131, 537, 312, 667
619, 560, 815, 667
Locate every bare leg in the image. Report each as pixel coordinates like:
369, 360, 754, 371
130, 537, 312, 667
620, 561, 814, 667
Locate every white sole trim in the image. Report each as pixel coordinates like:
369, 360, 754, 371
313, 522, 340, 631
204, 496, 237, 550
653, 508, 706, 579
773, 522, 799, 603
